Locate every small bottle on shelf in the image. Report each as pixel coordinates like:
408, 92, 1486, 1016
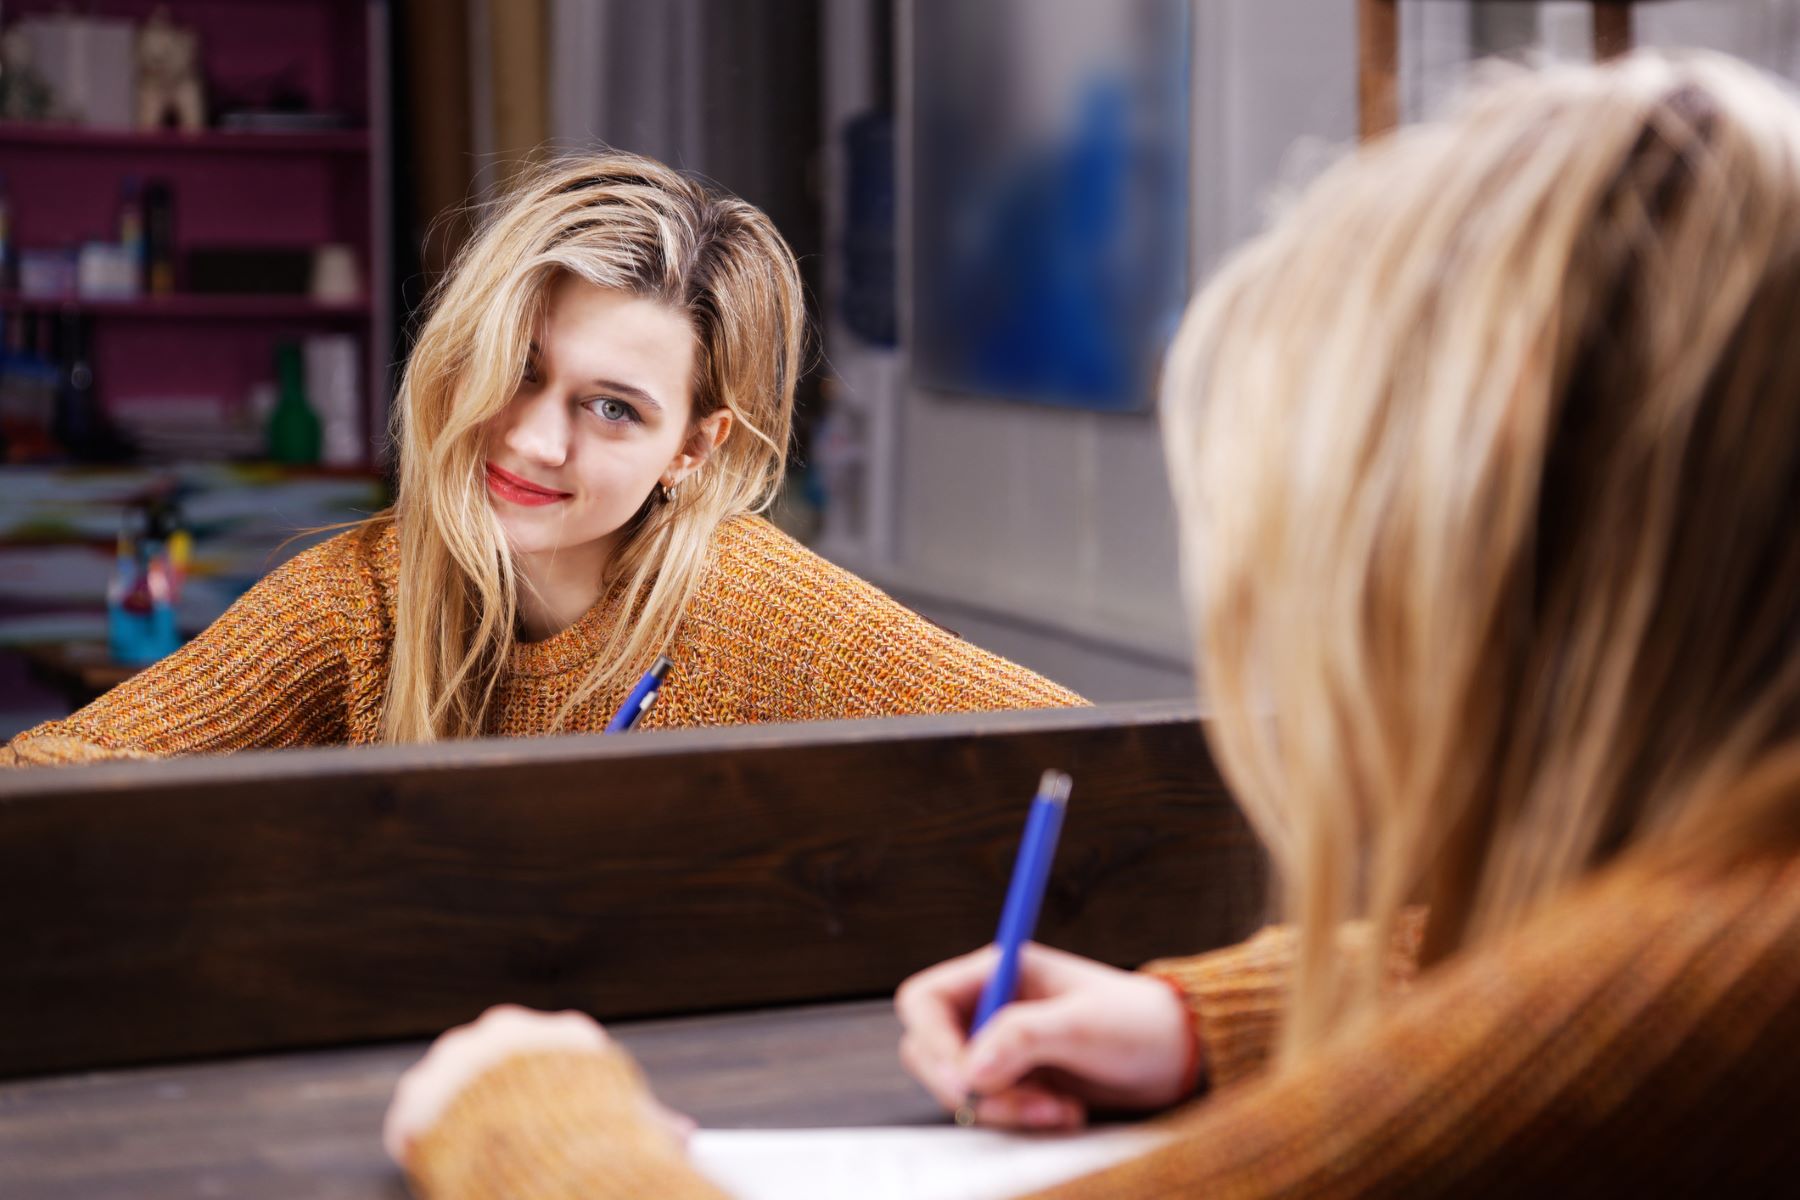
143, 180, 176, 295
12, 312, 62, 458
267, 341, 321, 465
51, 310, 107, 460
119, 176, 146, 296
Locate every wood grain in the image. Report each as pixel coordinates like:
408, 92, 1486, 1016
0, 999, 924, 1200
1359, 0, 1399, 141
0, 704, 1267, 1078
1592, 3, 1635, 61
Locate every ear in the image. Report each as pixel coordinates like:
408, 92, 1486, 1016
664, 408, 734, 486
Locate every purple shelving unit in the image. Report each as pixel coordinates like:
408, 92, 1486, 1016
1, 0, 392, 465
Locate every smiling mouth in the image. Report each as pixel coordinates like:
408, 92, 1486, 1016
485, 463, 572, 507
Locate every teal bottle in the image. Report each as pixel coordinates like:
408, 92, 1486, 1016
268, 342, 321, 465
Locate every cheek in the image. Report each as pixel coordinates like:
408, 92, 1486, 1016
481, 406, 521, 458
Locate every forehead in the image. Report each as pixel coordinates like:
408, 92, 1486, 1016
535, 275, 696, 410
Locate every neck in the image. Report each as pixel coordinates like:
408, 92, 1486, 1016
514, 536, 617, 642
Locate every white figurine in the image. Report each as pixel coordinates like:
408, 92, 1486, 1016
136, 7, 205, 132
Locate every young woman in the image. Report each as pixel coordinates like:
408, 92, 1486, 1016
4, 153, 1080, 767
384, 51, 1800, 1195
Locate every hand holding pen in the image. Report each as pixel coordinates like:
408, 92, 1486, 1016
893, 771, 1201, 1130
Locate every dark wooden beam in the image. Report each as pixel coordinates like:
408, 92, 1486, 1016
1593, 2, 1635, 61
0, 704, 1267, 1078
1360, 0, 1400, 141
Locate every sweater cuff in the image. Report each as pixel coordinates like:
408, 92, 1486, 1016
1141, 926, 1298, 1091
406, 1050, 724, 1200
1, 731, 159, 767
1149, 972, 1209, 1098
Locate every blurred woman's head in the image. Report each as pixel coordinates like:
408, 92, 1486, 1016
1162, 51, 1800, 1056
386, 151, 805, 742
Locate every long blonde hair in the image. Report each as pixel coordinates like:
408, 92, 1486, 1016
1163, 52, 1800, 1061
383, 151, 805, 742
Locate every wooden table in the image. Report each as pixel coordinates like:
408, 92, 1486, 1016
0, 999, 931, 1200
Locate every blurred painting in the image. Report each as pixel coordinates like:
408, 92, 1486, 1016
910, 0, 1190, 412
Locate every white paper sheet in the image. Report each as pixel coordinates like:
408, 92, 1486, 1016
689, 1125, 1172, 1200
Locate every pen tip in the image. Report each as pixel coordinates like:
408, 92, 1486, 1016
1037, 769, 1072, 804
650, 654, 674, 678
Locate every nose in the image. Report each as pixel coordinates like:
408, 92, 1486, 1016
502, 389, 570, 469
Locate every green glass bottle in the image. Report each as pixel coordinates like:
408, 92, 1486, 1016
267, 342, 321, 465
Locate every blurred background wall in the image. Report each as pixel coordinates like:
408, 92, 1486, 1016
5, 0, 1800, 737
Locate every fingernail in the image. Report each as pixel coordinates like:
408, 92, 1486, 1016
1025, 1097, 1064, 1126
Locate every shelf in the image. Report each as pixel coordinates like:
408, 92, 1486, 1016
0, 292, 371, 320
0, 122, 370, 155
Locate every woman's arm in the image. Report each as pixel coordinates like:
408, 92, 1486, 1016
3, 533, 369, 766
391, 1008, 720, 1200
399, 862, 1800, 1198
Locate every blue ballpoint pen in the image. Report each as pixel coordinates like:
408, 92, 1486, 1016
957, 768, 1074, 1125
605, 655, 674, 733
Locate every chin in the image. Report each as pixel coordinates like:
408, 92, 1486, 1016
488, 508, 556, 557
491, 504, 629, 560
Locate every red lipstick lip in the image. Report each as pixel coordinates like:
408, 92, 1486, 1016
485, 462, 571, 506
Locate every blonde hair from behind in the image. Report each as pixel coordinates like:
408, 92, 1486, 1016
383, 151, 805, 743
1162, 52, 1800, 1061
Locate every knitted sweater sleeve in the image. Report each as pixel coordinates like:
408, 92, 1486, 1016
2, 533, 365, 766
407, 1051, 728, 1200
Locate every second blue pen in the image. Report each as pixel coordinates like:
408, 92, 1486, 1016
605, 655, 674, 733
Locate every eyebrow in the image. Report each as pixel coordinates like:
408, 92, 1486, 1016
526, 342, 666, 414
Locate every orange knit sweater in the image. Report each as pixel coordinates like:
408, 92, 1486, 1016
3, 516, 1083, 767
406, 852, 1800, 1197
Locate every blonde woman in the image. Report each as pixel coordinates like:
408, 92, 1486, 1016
4, 153, 1080, 767
384, 52, 1800, 1195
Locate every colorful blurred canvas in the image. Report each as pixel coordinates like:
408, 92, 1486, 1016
910, 0, 1191, 412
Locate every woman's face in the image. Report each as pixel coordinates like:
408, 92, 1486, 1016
483, 276, 727, 561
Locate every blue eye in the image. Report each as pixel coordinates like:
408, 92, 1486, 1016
590, 397, 639, 424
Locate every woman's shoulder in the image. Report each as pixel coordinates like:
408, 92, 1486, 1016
687, 515, 1087, 715
251, 518, 397, 626
270, 518, 395, 584
697, 514, 909, 631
